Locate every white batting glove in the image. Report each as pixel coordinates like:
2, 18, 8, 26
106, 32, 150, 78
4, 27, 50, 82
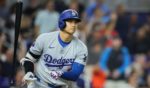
23, 72, 37, 81
22, 72, 37, 88
50, 70, 63, 80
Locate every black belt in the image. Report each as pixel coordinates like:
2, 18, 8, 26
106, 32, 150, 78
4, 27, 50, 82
35, 75, 62, 88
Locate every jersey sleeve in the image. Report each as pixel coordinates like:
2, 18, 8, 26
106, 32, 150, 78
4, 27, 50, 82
29, 34, 45, 56
23, 34, 45, 63
74, 42, 88, 65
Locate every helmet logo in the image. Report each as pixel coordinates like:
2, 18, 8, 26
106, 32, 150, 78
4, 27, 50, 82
71, 10, 77, 16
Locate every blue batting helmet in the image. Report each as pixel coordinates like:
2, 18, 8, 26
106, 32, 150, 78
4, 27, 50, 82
58, 9, 81, 30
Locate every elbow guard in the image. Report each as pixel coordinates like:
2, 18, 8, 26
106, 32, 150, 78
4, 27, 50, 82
20, 57, 34, 73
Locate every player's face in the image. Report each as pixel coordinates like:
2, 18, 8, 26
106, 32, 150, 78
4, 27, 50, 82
64, 19, 78, 35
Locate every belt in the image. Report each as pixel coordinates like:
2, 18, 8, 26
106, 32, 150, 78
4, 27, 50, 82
35, 75, 62, 88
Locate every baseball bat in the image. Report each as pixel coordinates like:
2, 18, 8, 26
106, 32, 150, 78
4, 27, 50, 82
11, 0, 23, 85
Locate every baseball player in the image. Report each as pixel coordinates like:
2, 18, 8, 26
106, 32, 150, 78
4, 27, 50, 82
20, 9, 88, 88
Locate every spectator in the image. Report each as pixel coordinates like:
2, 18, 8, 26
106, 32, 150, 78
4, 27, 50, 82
131, 54, 147, 87
87, 6, 107, 31
99, 36, 131, 88
68, 0, 85, 17
128, 24, 150, 54
87, 23, 103, 65
127, 69, 139, 88
74, 21, 88, 44
115, 4, 130, 46
91, 65, 106, 88
0, 0, 9, 30
20, 15, 33, 49
147, 74, 150, 88
128, 14, 140, 37
87, 11, 117, 65
14, 67, 25, 88
34, 0, 59, 37
23, 0, 40, 28
54, 0, 68, 13
0, 0, 9, 20
0, 48, 14, 88
85, 0, 110, 21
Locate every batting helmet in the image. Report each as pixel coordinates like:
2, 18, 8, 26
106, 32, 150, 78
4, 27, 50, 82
58, 9, 81, 30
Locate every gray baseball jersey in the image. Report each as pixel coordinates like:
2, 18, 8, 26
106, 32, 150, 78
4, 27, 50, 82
26, 31, 88, 87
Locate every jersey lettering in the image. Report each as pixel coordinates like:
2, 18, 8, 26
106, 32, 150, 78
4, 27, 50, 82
44, 54, 75, 67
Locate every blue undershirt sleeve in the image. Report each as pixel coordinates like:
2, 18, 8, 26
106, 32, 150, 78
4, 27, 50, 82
61, 62, 84, 81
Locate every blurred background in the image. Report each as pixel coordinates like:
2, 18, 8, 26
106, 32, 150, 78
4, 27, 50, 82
0, 0, 150, 88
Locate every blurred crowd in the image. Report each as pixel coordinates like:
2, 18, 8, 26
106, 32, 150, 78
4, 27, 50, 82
0, 0, 150, 88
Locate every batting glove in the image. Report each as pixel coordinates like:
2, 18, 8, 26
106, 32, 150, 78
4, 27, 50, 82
23, 72, 37, 81
22, 72, 37, 88
50, 70, 63, 80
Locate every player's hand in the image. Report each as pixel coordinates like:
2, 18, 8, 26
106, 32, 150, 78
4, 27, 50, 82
23, 72, 37, 82
22, 72, 37, 88
50, 70, 63, 80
